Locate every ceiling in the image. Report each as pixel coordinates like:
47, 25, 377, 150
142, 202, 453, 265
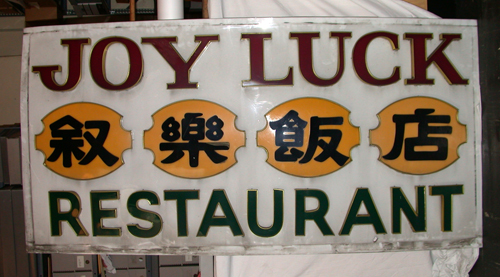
0, 0, 203, 26
0, 0, 426, 27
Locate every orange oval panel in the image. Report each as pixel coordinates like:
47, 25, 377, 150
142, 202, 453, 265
257, 98, 359, 177
370, 97, 466, 175
144, 100, 245, 178
35, 103, 131, 180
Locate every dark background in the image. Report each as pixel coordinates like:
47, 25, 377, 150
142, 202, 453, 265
428, 0, 500, 275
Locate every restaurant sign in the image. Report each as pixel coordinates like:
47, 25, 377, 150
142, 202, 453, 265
21, 18, 482, 254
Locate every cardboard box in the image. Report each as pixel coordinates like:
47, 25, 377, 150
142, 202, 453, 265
0, 126, 21, 185
24, 0, 61, 22
403, 0, 427, 10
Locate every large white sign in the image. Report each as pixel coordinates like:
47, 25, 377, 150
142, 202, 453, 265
21, 18, 482, 254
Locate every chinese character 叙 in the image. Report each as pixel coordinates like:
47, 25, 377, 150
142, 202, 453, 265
270, 110, 349, 166
48, 115, 118, 167
159, 113, 229, 167
383, 108, 452, 161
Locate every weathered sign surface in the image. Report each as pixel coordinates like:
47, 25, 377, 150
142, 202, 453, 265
21, 18, 482, 254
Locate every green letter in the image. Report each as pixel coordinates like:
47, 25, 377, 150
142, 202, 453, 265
340, 188, 386, 235
49, 191, 88, 236
295, 189, 334, 236
197, 190, 243, 237
430, 185, 463, 232
248, 189, 284, 237
392, 186, 426, 233
127, 191, 162, 238
164, 190, 199, 236
90, 191, 121, 236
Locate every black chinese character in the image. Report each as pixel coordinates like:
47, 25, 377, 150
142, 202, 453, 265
48, 115, 85, 168
383, 108, 452, 161
159, 114, 229, 167
48, 115, 118, 168
78, 121, 119, 166
270, 111, 348, 166
299, 116, 348, 166
270, 110, 307, 162
182, 113, 205, 141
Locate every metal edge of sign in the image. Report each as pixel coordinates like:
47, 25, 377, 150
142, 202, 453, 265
26, 236, 482, 255
21, 32, 35, 250
471, 28, 483, 240
22, 18, 478, 35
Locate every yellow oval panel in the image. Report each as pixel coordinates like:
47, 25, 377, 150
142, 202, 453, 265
370, 97, 466, 175
144, 100, 245, 178
35, 103, 131, 179
257, 98, 359, 177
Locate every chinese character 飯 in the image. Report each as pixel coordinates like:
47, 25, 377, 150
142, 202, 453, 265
300, 116, 348, 166
270, 110, 348, 166
270, 110, 307, 162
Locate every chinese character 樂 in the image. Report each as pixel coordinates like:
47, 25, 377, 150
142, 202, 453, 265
159, 113, 229, 167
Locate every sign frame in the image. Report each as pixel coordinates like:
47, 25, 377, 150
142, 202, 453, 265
21, 17, 482, 254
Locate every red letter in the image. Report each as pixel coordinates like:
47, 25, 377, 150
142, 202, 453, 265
241, 33, 293, 87
32, 38, 90, 91
290, 32, 351, 86
142, 35, 219, 89
404, 33, 468, 85
353, 32, 400, 86
90, 37, 143, 91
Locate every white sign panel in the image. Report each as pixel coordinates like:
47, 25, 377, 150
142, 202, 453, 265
21, 18, 482, 254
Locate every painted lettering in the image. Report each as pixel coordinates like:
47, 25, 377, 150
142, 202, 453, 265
49, 191, 89, 236
127, 191, 163, 238
90, 37, 143, 90
291, 32, 351, 86
405, 33, 468, 85
295, 189, 334, 236
142, 35, 219, 89
48, 185, 464, 237
164, 190, 200, 237
392, 186, 426, 233
353, 32, 401, 86
430, 185, 464, 231
90, 191, 121, 236
241, 33, 293, 87
247, 189, 284, 237
32, 38, 90, 91
340, 188, 387, 235
197, 190, 243, 237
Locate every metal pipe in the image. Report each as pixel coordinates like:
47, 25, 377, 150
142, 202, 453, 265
157, 0, 184, 19
130, 0, 136, 21
203, 0, 208, 18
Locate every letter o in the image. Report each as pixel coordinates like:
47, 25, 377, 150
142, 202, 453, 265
90, 37, 143, 90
